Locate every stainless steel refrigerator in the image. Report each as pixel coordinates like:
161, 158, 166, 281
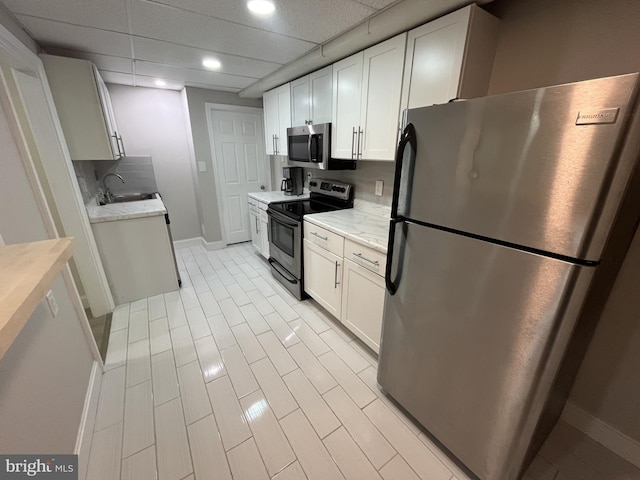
378, 73, 640, 480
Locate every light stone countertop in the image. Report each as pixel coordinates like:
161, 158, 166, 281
248, 190, 310, 204
86, 198, 167, 224
304, 203, 390, 253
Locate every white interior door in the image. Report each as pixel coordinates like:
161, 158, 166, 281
209, 107, 267, 245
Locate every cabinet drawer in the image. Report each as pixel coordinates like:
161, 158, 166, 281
258, 201, 268, 211
248, 197, 258, 208
344, 239, 386, 276
304, 221, 344, 257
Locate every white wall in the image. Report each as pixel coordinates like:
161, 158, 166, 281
107, 84, 201, 241
485, 0, 640, 443
0, 82, 94, 453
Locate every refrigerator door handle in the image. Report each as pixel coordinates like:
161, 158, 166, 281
385, 217, 405, 295
390, 123, 416, 218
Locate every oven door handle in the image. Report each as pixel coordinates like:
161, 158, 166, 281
268, 258, 298, 284
267, 209, 300, 228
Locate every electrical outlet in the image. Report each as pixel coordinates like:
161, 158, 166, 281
46, 290, 59, 317
375, 180, 384, 196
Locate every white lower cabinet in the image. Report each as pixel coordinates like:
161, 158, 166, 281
303, 221, 387, 352
259, 209, 269, 259
341, 259, 385, 353
249, 197, 270, 259
303, 238, 343, 319
91, 215, 178, 304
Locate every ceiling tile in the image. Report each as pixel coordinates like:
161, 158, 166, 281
148, 0, 377, 44
129, 0, 314, 65
43, 47, 133, 73
2, 0, 129, 33
17, 16, 132, 57
134, 61, 256, 89
101, 71, 135, 86
132, 37, 281, 79
356, 0, 400, 9
132, 75, 183, 90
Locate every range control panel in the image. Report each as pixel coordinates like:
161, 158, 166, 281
309, 179, 353, 200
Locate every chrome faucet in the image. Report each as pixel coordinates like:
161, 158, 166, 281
102, 173, 125, 203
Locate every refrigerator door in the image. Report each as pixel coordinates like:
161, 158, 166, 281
378, 222, 594, 480
399, 73, 639, 261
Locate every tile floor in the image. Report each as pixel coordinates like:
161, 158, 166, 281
86, 242, 640, 480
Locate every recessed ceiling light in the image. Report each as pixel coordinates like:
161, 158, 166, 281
202, 58, 222, 70
155, 79, 167, 87
247, 0, 275, 15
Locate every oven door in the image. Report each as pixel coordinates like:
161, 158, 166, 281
267, 208, 302, 278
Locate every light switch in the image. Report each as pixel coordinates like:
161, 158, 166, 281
375, 180, 384, 196
198, 161, 207, 172
46, 290, 59, 317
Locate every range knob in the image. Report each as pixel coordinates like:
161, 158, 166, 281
310, 181, 317, 187
331, 186, 339, 191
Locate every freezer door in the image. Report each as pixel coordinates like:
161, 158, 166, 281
400, 73, 640, 261
378, 222, 594, 480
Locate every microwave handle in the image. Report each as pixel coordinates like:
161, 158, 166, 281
308, 134, 321, 162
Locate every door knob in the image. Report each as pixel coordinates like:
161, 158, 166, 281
260, 185, 266, 190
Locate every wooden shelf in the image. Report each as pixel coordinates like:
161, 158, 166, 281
0, 238, 75, 360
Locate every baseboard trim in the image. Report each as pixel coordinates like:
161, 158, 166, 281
75, 361, 102, 480
201, 238, 225, 251
562, 401, 640, 468
173, 237, 202, 249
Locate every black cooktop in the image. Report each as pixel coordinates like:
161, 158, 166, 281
269, 198, 347, 221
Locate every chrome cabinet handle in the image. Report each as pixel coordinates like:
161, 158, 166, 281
353, 252, 379, 268
117, 134, 126, 157
334, 261, 340, 288
357, 127, 363, 158
310, 231, 328, 241
274, 135, 279, 155
111, 131, 122, 158
351, 127, 357, 159
256, 216, 260, 234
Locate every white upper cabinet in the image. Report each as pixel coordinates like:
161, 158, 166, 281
332, 33, 406, 161
41, 54, 124, 161
332, 51, 364, 160
360, 34, 407, 161
400, 4, 500, 113
263, 82, 291, 155
291, 65, 333, 127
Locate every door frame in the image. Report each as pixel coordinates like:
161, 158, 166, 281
0, 23, 104, 364
205, 103, 269, 246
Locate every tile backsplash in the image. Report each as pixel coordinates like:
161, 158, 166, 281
73, 156, 158, 205
303, 160, 395, 205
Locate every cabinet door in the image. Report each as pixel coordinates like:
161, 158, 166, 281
360, 33, 406, 161
275, 83, 291, 156
41, 54, 116, 161
331, 52, 363, 159
303, 239, 342, 318
341, 259, 385, 353
93, 66, 121, 159
400, 7, 470, 111
263, 89, 278, 155
258, 210, 269, 259
309, 65, 333, 124
291, 75, 310, 127
249, 209, 261, 253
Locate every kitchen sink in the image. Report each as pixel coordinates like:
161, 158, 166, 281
107, 192, 157, 203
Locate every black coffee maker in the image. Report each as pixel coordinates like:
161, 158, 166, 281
281, 167, 303, 196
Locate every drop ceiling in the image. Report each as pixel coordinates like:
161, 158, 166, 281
1, 0, 400, 93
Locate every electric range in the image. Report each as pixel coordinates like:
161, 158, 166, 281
267, 180, 354, 299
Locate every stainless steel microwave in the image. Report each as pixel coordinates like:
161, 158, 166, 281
286, 123, 356, 170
